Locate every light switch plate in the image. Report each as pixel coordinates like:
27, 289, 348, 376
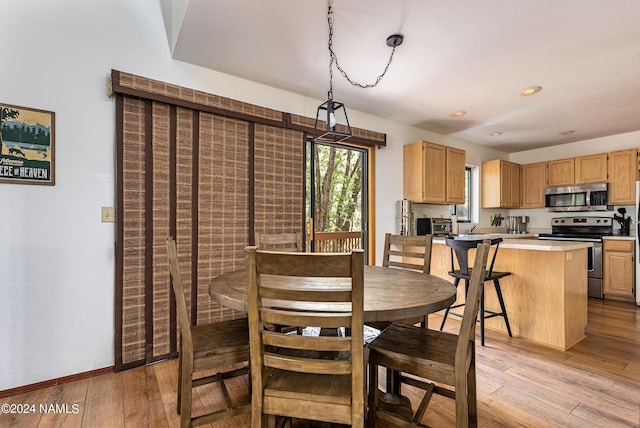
102, 206, 115, 223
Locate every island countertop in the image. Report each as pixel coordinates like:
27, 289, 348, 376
433, 237, 592, 251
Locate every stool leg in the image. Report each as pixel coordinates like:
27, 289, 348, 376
494, 279, 512, 337
479, 284, 485, 347
439, 308, 450, 331
440, 277, 461, 331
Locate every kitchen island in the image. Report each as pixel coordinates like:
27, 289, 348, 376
430, 237, 592, 350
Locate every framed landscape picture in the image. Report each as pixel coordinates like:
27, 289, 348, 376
0, 103, 55, 185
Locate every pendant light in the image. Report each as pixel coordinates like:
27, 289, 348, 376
313, 2, 404, 143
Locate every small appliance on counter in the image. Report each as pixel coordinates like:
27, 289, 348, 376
396, 199, 414, 236
416, 217, 452, 236
506, 216, 530, 234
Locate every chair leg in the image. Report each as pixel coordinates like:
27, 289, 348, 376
494, 279, 513, 337
454, 370, 469, 428
440, 278, 461, 331
176, 343, 182, 414
467, 346, 478, 428
367, 354, 379, 428
439, 306, 451, 331
479, 285, 485, 347
180, 356, 193, 428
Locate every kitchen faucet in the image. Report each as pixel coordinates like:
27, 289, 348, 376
468, 224, 477, 234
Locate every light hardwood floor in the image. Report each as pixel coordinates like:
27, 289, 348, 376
1, 299, 639, 427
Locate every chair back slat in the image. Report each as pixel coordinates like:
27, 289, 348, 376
261, 309, 352, 330
256, 250, 353, 277
264, 352, 353, 375
262, 330, 351, 352
255, 231, 303, 252
259, 286, 352, 302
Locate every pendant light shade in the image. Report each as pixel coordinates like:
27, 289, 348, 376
313, 95, 352, 143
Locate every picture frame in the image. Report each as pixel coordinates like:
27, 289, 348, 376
0, 103, 55, 185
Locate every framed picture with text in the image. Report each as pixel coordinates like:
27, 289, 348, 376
0, 103, 55, 185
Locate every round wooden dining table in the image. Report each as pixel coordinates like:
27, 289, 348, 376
209, 265, 457, 323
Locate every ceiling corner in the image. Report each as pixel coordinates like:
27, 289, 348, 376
160, 0, 191, 55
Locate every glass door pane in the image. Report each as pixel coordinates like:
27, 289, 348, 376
306, 140, 367, 257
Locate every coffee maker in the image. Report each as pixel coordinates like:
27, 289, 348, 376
396, 200, 414, 236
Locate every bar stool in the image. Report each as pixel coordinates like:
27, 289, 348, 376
440, 236, 513, 346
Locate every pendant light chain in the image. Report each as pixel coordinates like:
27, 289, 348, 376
327, 6, 398, 90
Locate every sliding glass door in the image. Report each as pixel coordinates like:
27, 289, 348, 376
306, 140, 368, 258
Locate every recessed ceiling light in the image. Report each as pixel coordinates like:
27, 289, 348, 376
451, 110, 467, 117
520, 86, 542, 96
490, 132, 503, 137
559, 130, 575, 135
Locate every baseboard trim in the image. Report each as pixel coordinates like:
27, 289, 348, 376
0, 366, 114, 399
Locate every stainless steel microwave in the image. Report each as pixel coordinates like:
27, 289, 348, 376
545, 182, 611, 212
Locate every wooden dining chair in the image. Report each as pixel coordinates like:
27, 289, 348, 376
367, 240, 491, 428
245, 246, 366, 427
367, 233, 433, 331
166, 237, 251, 427
382, 233, 433, 274
255, 231, 305, 334
255, 231, 304, 252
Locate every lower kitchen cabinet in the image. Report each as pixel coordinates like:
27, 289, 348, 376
603, 239, 635, 301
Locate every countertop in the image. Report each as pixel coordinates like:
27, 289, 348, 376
603, 235, 635, 241
433, 236, 593, 251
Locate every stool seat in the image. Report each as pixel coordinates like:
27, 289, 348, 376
440, 236, 513, 346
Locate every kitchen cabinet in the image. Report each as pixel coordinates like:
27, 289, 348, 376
446, 146, 466, 204
603, 239, 635, 301
481, 159, 520, 208
608, 149, 637, 205
521, 161, 547, 208
403, 141, 466, 204
547, 158, 575, 186
575, 153, 608, 184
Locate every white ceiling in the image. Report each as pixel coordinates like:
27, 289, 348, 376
167, 0, 640, 153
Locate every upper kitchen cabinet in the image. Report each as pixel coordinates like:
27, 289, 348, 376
546, 158, 575, 186
608, 148, 638, 205
481, 160, 521, 208
521, 161, 547, 208
575, 153, 608, 184
446, 146, 466, 204
403, 141, 466, 204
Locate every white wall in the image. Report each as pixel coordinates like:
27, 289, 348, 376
1, 0, 637, 391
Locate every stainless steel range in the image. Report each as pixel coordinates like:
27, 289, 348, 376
538, 216, 613, 298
